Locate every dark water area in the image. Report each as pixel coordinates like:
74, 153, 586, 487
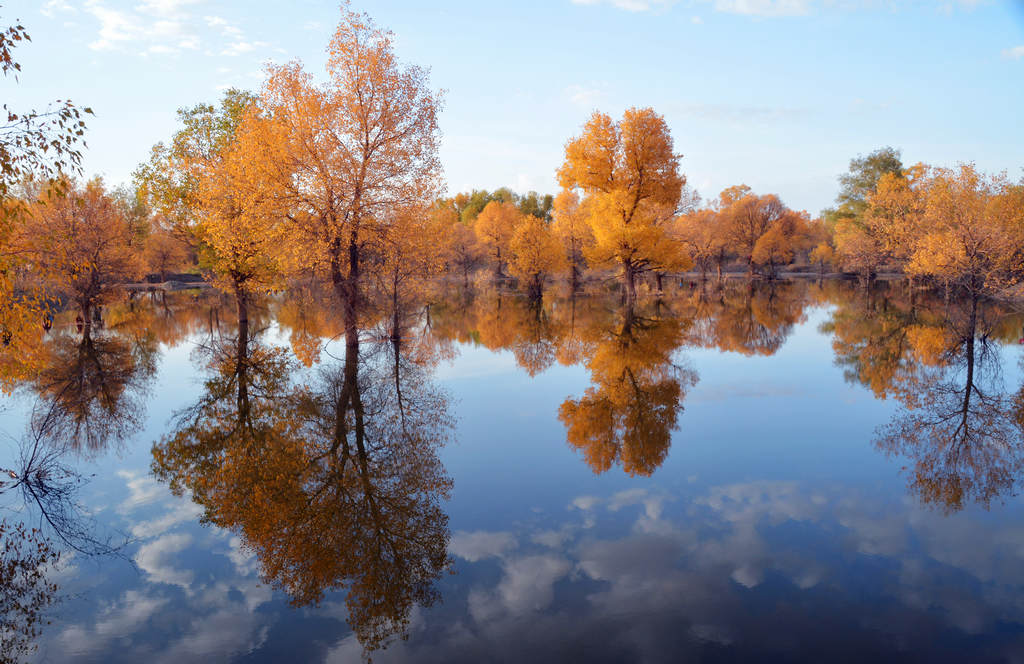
3, 280, 1024, 663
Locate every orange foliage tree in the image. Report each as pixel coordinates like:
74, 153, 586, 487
473, 200, 521, 279
550, 190, 594, 290
905, 164, 1024, 300
675, 208, 728, 282
557, 108, 691, 306
193, 105, 289, 325
14, 179, 142, 336
507, 215, 567, 299
259, 2, 443, 314
720, 191, 805, 278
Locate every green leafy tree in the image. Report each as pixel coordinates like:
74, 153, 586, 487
132, 88, 257, 247
823, 146, 904, 227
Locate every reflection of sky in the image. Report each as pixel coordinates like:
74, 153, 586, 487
4, 306, 1024, 662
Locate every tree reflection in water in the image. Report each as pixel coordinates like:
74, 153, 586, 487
0, 519, 61, 663
820, 283, 1024, 512
152, 297, 453, 653
28, 328, 155, 457
559, 303, 697, 476
871, 296, 1024, 512
0, 298, 176, 661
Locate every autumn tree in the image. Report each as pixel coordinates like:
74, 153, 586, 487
551, 190, 594, 290
473, 200, 520, 279
1, 14, 92, 383
676, 208, 728, 282
143, 227, 189, 282
259, 3, 443, 317
823, 146, 904, 227
376, 204, 447, 339
809, 241, 836, 279
134, 88, 257, 247
833, 164, 927, 285
508, 215, 566, 299
720, 191, 800, 277
13, 179, 142, 336
443, 218, 484, 287
557, 108, 691, 306
905, 164, 1023, 301
751, 209, 811, 279
192, 105, 288, 327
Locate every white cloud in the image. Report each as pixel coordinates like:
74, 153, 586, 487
41, 0, 77, 17
86, 4, 140, 50
1002, 45, 1024, 60
570, 0, 678, 11
564, 83, 605, 108
710, 0, 812, 16
117, 469, 165, 512
221, 40, 270, 56
571, 494, 601, 511
83, 1, 264, 57
449, 530, 516, 562
130, 499, 203, 538
135, 0, 205, 17
495, 555, 572, 613
135, 532, 194, 588
58, 590, 170, 656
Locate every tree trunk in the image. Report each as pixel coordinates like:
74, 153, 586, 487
391, 278, 401, 342
80, 300, 95, 339
331, 235, 361, 323
528, 275, 543, 302
623, 261, 637, 308
236, 288, 250, 422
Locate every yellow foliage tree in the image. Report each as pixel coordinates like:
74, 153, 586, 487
143, 226, 189, 282
676, 208, 728, 281
906, 164, 1021, 300
473, 200, 521, 279
834, 165, 927, 285
507, 215, 567, 299
377, 203, 447, 339
557, 108, 691, 306
14, 179, 142, 337
809, 241, 836, 278
193, 108, 288, 326
720, 192, 794, 277
259, 3, 443, 315
751, 209, 811, 279
550, 190, 594, 289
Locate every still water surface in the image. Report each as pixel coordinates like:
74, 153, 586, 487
4, 280, 1024, 663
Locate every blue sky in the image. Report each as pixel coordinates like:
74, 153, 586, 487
3, 0, 1023, 214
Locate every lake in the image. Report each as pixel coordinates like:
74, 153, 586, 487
4, 279, 1024, 663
